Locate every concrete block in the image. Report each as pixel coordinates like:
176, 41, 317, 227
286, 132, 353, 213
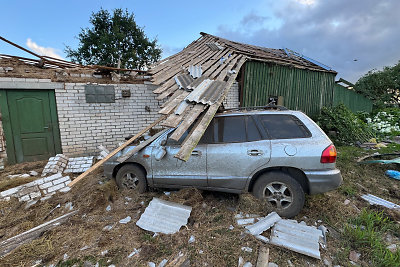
18, 195, 31, 202
39, 182, 53, 189
30, 191, 42, 199
43, 173, 63, 182
47, 183, 65, 193
59, 187, 71, 193
52, 176, 71, 185
17, 185, 40, 197
0, 186, 20, 197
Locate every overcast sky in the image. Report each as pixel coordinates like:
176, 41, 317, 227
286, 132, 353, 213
1, 0, 399, 83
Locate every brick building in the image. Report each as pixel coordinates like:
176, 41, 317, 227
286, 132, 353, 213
0, 56, 239, 164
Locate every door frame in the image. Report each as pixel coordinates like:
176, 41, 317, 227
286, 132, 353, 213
0, 89, 62, 164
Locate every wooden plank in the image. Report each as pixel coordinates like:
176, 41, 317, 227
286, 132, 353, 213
158, 91, 189, 115
170, 104, 205, 141
153, 79, 176, 94
0, 211, 77, 257
161, 104, 192, 128
160, 89, 184, 108
68, 115, 167, 187
175, 57, 247, 161
116, 130, 165, 163
156, 83, 179, 101
256, 247, 269, 267
210, 54, 239, 79
216, 55, 242, 82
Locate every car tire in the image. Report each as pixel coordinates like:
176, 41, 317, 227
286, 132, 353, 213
115, 165, 147, 193
253, 171, 305, 218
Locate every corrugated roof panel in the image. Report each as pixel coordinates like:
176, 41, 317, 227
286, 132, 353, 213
270, 220, 323, 259
174, 100, 190, 115
361, 194, 400, 210
197, 81, 226, 105
185, 79, 213, 103
206, 42, 224, 51
245, 212, 281, 235
187, 76, 208, 91
136, 198, 192, 234
174, 74, 194, 89
188, 65, 202, 78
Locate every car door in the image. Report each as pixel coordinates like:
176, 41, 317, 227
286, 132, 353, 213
207, 115, 271, 190
151, 128, 207, 187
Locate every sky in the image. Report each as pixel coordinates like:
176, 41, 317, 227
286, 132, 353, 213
1, 0, 399, 83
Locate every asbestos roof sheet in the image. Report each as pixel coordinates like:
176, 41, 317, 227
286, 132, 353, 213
185, 79, 227, 105
186, 76, 208, 91
245, 212, 281, 235
206, 42, 224, 51
188, 65, 202, 78
136, 198, 192, 234
361, 194, 400, 210
269, 220, 323, 259
174, 74, 194, 90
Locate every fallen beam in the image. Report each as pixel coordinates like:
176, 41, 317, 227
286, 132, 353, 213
256, 247, 269, 267
0, 211, 77, 257
68, 115, 167, 187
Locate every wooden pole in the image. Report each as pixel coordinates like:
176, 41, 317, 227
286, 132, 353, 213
256, 247, 269, 267
68, 115, 167, 187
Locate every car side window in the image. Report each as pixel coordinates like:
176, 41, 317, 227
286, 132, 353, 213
258, 114, 311, 139
214, 116, 247, 143
166, 122, 213, 146
246, 116, 262, 141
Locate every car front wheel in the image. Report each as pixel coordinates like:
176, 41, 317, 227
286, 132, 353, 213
253, 171, 305, 218
115, 165, 147, 193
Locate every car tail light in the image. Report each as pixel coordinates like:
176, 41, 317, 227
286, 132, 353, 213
321, 145, 337, 163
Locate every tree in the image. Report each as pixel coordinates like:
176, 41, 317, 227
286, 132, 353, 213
355, 61, 400, 107
65, 8, 162, 70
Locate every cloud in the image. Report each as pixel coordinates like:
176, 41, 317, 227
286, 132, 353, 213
26, 38, 64, 60
161, 44, 183, 58
216, 0, 400, 83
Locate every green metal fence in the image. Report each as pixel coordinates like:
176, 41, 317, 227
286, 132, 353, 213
333, 84, 373, 113
242, 61, 336, 116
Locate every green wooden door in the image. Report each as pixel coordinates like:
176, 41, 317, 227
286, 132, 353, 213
0, 90, 62, 163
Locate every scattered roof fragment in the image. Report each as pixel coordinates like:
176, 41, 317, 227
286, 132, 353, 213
361, 194, 400, 210
188, 65, 202, 78
206, 42, 224, 51
136, 198, 192, 234
269, 220, 323, 259
245, 212, 281, 235
174, 74, 194, 89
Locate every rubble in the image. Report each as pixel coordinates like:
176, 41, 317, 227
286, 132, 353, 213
136, 198, 192, 234
0, 173, 71, 202
42, 154, 69, 176
64, 156, 94, 173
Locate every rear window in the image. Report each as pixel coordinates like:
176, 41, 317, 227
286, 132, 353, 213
258, 114, 311, 139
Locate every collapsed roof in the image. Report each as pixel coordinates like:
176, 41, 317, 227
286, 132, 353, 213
150, 32, 335, 161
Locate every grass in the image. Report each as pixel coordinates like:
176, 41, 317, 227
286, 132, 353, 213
344, 209, 400, 267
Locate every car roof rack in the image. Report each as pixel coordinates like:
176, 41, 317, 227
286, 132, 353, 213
221, 104, 289, 113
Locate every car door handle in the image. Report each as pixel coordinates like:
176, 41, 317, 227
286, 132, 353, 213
191, 150, 202, 156
248, 149, 263, 156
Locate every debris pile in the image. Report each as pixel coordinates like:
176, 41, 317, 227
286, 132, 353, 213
0, 173, 71, 203
238, 212, 326, 260
41, 154, 69, 176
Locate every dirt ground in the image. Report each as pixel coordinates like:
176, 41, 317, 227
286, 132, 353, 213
0, 146, 399, 267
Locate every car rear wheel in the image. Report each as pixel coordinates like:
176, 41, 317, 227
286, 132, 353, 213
253, 171, 305, 218
115, 165, 147, 193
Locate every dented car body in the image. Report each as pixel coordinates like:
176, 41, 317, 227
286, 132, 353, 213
104, 108, 342, 217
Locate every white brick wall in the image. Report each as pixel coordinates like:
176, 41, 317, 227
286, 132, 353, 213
223, 82, 240, 109
55, 82, 163, 155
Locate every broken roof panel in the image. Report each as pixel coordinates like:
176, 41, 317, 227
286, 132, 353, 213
361, 194, 400, 210
269, 220, 323, 259
188, 65, 202, 78
174, 74, 194, 90
206, 42, 224, 51
136, 198, 192, 234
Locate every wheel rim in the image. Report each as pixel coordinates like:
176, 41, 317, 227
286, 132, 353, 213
263, 182, 293, 210
121, 172, 139, 189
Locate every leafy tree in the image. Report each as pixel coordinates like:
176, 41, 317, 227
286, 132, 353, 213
355, 61, 400, 108
65, 8, 162, 70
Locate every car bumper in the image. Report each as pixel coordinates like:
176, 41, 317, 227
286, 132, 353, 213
103, 161, 118, 180
304, 169, 343, 194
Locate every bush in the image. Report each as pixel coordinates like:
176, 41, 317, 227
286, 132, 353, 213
363, 108, 400, 137
316, 104, 375, 145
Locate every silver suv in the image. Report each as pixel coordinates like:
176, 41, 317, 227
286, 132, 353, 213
104, 107, 342, 217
